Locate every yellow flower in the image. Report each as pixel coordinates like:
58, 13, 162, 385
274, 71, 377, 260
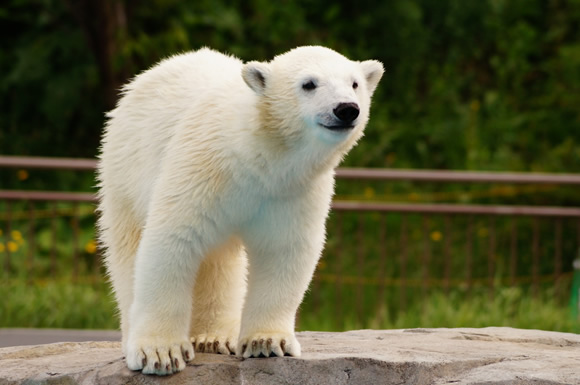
85, 239, 97, 254
17, 169, 29, 181
430, 231, 443, 242
7, 241, 18, 253
0, 243, 4, 252
12, 230, 25, 245
364, 187, 375, 199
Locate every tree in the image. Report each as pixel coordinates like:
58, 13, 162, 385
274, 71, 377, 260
65, 0, 133, 110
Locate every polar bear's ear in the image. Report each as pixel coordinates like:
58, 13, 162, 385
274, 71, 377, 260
360, 60, 384, 95
242, 61, 271, 95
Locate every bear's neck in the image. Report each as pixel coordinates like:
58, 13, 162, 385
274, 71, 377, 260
236, 121, 343, 195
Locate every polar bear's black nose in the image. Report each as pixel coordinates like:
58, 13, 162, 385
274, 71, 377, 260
333, 103, 360, 124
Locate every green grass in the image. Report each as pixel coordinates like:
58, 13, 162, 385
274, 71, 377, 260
299, 286, 580, 333
1, 276, 578, 335
0, 278, 119, 329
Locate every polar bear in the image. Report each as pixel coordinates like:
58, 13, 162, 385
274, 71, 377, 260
97, 46, 383, 375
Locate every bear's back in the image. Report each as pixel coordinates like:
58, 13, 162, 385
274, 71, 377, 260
100, 49, 250, 220
110, 48, 246, 134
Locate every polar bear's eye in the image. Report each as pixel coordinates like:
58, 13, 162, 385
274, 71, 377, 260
353, 81, 359, 89
302, 81, 317, 91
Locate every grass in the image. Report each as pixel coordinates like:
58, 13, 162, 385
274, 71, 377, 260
0, 277, 119, 330
1, 276, 578, 335
300, 286, 580, 334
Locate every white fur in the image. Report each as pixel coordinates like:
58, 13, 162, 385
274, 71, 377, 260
97, 46, 383, 375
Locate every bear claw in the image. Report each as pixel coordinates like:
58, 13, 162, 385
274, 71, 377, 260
237, 333, 300, 358
126, 338, 193, 376
191, 334, 237, 355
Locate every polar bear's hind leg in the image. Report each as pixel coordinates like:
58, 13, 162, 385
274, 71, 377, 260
189, 237, 248, 355
99, 197, 143, 354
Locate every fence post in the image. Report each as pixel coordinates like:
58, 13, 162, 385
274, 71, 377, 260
570, 253, 580, 320
27, 201, 36, 284
399, 215, 408, 312
334, 211, 344, 330
488, 217, 496, 300
3, 202, 12, 276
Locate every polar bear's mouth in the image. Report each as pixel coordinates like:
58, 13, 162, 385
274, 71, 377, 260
319, 123, 355, 132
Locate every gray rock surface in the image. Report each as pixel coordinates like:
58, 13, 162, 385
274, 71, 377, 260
1, 328, 579, 384
0, 328, 121, 348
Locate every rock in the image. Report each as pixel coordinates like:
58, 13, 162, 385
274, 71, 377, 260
0, 328, 579, 384
0, 328, 122, 348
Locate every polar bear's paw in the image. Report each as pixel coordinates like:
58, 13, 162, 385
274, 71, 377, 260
125, 337, 194, 376
191, 333, 237, 355
237, 332, 301, 358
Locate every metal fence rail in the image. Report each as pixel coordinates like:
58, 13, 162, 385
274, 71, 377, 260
336, 167, 580, 184
0, 156, 97, 170
1, 156, 579, 329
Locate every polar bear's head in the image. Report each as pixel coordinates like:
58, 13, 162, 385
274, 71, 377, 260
242, 46, 383, 153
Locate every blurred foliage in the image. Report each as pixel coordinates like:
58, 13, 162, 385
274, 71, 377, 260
1, 0, 579, 172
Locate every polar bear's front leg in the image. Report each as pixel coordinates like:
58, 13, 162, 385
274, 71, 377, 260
125, 224, 206, 375
238, 199, 328, 358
